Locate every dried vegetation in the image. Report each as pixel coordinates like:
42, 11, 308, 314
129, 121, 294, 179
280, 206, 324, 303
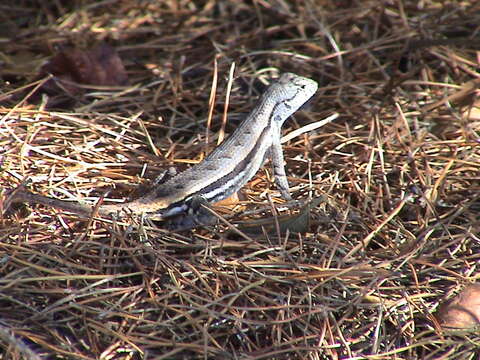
1, 0, 480, 359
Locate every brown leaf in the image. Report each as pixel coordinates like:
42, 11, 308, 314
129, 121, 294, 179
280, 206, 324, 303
214, 192, 241, 207
462, 99, 480, 121
238, 197, 323, 235
38, 43, 128, 98
436, 284, 480, 330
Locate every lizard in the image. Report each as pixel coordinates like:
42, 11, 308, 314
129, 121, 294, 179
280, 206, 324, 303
7, 72, 318, 229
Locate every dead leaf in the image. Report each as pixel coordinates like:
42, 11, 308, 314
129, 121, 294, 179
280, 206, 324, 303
33, 43, 128, 102
238, 197, 323, 235
436, 284, 480, 330
214, 192, 241, 207
462, 99, 480, 121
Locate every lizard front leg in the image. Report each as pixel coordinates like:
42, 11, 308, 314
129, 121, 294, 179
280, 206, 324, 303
269, 134, 292, 201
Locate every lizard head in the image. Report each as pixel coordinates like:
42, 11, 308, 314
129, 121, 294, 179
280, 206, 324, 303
269, 73, 318, 124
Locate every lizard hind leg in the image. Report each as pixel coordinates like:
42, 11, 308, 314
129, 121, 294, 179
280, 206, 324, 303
152, 167, 178, 186
165, 195, 217, 231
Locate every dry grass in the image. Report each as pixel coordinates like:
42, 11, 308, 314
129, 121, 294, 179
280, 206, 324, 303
1, 1, 480, 359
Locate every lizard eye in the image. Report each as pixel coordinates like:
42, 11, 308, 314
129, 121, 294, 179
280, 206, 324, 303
297, 82, 304, 89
